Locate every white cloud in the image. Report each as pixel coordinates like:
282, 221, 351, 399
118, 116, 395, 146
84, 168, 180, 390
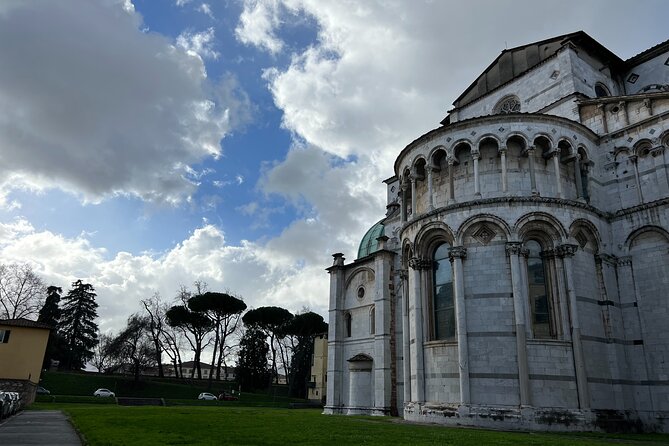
0, 1, 246, 205
198, 3, 214, 19
0, 221, 328, 333
175, 0, 191, 6
235, 0, 284, 55
176, 27, 220, 60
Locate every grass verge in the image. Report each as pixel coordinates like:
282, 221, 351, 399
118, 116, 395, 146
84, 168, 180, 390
29, 403, 669, 446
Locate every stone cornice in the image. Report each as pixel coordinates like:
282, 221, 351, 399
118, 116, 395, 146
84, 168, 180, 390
395, 113, 600, 175
398, 195, 669, 238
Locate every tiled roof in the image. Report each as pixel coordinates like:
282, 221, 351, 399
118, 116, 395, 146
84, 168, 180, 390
0, 318, 53, 330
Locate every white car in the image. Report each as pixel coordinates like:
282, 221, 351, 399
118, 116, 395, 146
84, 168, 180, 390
198, 392, 217, 401
93, 388, 115, 398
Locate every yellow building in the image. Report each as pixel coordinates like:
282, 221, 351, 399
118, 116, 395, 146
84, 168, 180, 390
0, 318, 51, 405
308, 334, 327, 402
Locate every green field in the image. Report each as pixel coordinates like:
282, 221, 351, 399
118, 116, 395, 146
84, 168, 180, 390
29, 404, 669, 446
39, 371, 298, 406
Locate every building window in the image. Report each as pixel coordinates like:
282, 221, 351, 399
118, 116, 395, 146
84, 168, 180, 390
494, 95, 521, 114
0, 329, 10, 343
357, 286, 365, 299
525, 240, 555, 339
370, 306, 375, 335
345, 313, 352, 338
433, 243, 455, 340
594, 83, 610, 97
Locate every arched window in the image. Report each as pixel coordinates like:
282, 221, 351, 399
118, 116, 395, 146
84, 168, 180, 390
345, 312, 352, 338
370, 306, 375, 335
525, 240, 555, 339
494, 95, 521, 114
433, 243, 455, 340
594, 83, 610, 97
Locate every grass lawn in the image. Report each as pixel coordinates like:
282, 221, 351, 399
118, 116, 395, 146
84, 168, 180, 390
30, 404, 669, 446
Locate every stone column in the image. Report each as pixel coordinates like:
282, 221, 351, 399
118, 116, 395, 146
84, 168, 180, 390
527, 146, 538, 196
427, 166, 435, 211
506, 242, 530, 406
401, 268, 411, 404
373, 236, 393, 415
500, 146, 508, 194
400, 183, 407, 223
410, 177, 417, 220
408, 257, 426, 403
598, 104, 608, 134
472, 150, 481, 197
552, 151, 563, 198
619, 101, 629, 127
558, 244, 589, 409
519, 248, 532, 339
629, 155, 644, 204
651, 146, 669, 196
449, 246, 470, 404
573, 155, 584, 201
644, 98, 653, 116
448, 159, 455, 203
325, 253, 346, 413
616, 256, 655, 410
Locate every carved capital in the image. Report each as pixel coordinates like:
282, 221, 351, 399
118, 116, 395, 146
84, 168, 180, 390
471, 150, 480, 160
595, 253, 617, 266
448, 246, 467, 261
617, 256, 633, 267
505, 242, 523, 256
617, 100, 627, 110
541, 248, 557, 259
557, 244, 578, 257
520, 247, 530, 258
498, 145, 507, 155
408, 257, 432, 270
447, 158, 456, 166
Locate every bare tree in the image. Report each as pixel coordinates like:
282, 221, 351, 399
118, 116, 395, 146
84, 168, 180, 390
141, 293, 166, 377
91, 333, 114, 373
0, 263, 46, 320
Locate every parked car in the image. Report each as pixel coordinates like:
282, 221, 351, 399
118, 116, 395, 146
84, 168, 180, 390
0, 391, 9, 419
36, 386, 50, 395
93, 388, 115, 398
218, 391, 239, 401
197, 392, 217, 401
7, 392, 20, 415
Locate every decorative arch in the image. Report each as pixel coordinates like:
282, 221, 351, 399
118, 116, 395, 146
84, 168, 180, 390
624, 225, 669, 251
533, 134, 553, 157
505, 132, 530, 149
613, 146, 631, 161
475, 134, 502, 149
557, 137, 575, 158
595, 82, 611, 97
569, 219, 601, 252
633, 139, 653, 157
456, 213, 512, 245
344, 267, 375, 291
660, 130, 669, 147
412, 156, 428, 180
514, 212, 568, 244
429, 145, 448, 169
452, 139, 474, 163
414, 221, 456, 256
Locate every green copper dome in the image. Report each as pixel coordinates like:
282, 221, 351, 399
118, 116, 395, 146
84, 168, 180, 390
357, 220, 385, 259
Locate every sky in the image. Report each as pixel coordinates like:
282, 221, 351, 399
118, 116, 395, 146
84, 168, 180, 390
0, 0, 668, 334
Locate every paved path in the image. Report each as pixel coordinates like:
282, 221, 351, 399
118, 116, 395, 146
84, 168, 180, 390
0, 410, 82, 445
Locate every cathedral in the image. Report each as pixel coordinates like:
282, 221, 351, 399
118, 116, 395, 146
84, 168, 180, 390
325, 32, 669, 432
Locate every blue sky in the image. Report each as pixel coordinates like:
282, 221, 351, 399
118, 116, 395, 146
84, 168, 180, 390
0, 0, 668, 333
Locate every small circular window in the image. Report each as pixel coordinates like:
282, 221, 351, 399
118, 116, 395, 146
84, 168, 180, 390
357, 287, 365, 299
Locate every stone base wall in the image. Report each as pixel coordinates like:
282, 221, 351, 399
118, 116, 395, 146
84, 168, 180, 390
403, 402, 669, 433
0, 379, 37, 409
